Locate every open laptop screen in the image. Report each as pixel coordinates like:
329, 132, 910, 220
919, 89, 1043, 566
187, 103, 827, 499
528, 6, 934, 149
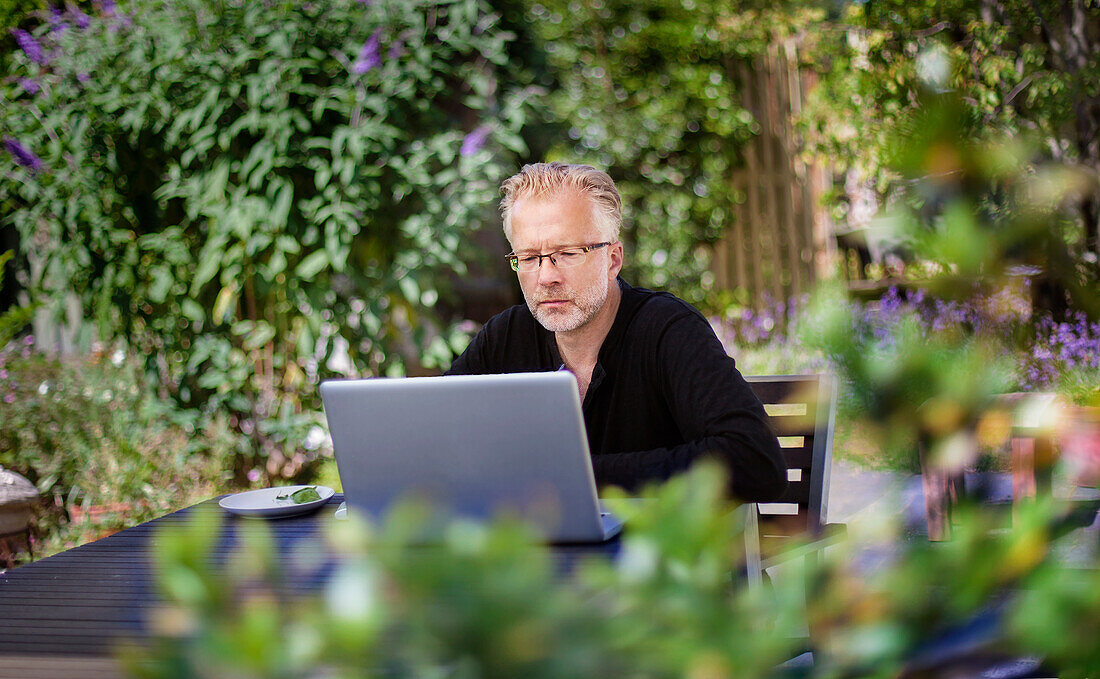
320, 372, 621, 542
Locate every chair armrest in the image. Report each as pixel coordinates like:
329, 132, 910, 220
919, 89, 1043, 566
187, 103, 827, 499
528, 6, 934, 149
760, 522, 847, 571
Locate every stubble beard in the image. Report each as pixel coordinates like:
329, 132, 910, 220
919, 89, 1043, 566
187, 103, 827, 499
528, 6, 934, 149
525, 279, 609, 333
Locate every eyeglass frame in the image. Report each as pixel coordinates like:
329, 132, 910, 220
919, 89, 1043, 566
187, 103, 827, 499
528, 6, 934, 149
505, 242, 615, 273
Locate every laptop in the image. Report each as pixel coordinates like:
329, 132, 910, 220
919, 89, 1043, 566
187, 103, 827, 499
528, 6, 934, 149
319, 371, 623, 543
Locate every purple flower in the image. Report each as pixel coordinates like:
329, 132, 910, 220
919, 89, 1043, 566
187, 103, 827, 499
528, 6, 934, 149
3, 392, 14, 404
10, 29, 48, 65
3, 137, 44, 173
49, 5, 67, 33
460, 125, 492, 157
69, 5, 92, 29
96, 0, 116, 16
352, 30, 382, 74
77, 71, 91, 84
879, 286, 902, 316
18, 78, 40, 95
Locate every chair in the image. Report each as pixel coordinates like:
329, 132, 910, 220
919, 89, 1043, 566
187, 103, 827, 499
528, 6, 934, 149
745, 374, 844, 565
741, 375, 846, 668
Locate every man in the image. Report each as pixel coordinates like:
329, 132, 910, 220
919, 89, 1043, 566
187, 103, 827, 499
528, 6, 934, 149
447, 162, 786, 502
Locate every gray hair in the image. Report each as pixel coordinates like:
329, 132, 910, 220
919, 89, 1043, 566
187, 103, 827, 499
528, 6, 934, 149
499, 162, 622, 243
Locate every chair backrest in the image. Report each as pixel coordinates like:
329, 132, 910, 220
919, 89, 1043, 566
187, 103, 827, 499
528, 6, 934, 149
745, 374, 838, 549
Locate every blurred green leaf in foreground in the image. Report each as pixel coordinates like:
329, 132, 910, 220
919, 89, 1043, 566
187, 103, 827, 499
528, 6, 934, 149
129, 462, 1100, 678
800, 44, 1100, 473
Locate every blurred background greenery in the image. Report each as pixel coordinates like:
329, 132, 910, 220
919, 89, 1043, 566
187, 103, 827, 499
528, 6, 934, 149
0, 0, 1097, 592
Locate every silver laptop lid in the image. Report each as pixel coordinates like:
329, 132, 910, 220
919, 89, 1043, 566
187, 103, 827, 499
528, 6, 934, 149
320, 372, 619, 542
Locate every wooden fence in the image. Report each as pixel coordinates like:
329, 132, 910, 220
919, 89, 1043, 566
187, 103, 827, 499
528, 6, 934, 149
711, 44, 835, 308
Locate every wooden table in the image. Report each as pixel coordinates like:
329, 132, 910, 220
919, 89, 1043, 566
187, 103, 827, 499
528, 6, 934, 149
922, 393, 1066, 541
0, 495, 622, 678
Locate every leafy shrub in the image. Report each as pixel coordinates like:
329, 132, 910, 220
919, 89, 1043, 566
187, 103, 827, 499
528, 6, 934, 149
798, 0, 1100, 317
132, 463, 1100, 678
511, 0, 806, 307
807, 283, 1099, 397
0, 250, 35, 347
128, 464, 809, 678
0, 0, 42, 39
1, 0, 529, 480
0, 342, 233, 558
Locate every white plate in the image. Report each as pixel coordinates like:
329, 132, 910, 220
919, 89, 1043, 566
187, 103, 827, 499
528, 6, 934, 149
218, 485, 336, 519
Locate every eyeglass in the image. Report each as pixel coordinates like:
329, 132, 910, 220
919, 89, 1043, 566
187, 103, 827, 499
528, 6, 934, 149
505, 242, 613, 273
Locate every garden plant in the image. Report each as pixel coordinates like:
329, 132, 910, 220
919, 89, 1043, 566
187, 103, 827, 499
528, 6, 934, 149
1, 0, 530, 487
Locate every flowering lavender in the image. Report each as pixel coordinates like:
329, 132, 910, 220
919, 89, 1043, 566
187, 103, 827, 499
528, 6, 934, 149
711, 292, 809, 349
48, 5, 67, 33
3, 137, 44, 173
70, 5, 92, 29
10, 28, 48, 66
1021, 311, 1100, 390
352, 30, 383, 74
845, 285, 1096, 393
18, 78, 40, 95
460, 125, 491, 157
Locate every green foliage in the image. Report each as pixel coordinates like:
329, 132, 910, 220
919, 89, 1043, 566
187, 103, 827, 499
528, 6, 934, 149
1056, 364, 1100, 409
1011, 556, 1100, 677
1, 0, 529, 477
881, 91, 1095, 315
133, 464, 1100, 678
800, 283, 1014, 470
803, 496, 1100, 678
0, 346, 233, 559
800, 53, 1099, 469
0, 0, 43, 36
513, 0, 823, 306
0, 250, 36, 348
799, 0, 1100, 311
841, 0, 1099, 157
129, 464, 808, 679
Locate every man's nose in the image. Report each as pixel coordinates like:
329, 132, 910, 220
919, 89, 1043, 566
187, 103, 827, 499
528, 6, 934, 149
536, 256, 564, 286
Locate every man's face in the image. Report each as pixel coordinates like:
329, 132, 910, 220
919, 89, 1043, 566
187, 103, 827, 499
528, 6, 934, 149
508, 189, 623, 333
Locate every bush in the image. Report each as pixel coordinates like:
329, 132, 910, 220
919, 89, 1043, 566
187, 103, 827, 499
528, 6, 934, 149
510, 0, 802, 307
1, 0, 529, 480
127, 465, 809, 678
0, 342, 233, 558
130, 463, 1100, 678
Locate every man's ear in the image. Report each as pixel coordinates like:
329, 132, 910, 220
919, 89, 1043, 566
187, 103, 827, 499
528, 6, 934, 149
607, 241, 624, 280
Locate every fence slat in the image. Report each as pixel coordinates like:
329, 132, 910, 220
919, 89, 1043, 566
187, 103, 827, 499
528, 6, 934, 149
719, 46, 825, 316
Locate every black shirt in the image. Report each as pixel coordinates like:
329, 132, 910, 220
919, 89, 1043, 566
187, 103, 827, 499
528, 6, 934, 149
446, 278, 787, 502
